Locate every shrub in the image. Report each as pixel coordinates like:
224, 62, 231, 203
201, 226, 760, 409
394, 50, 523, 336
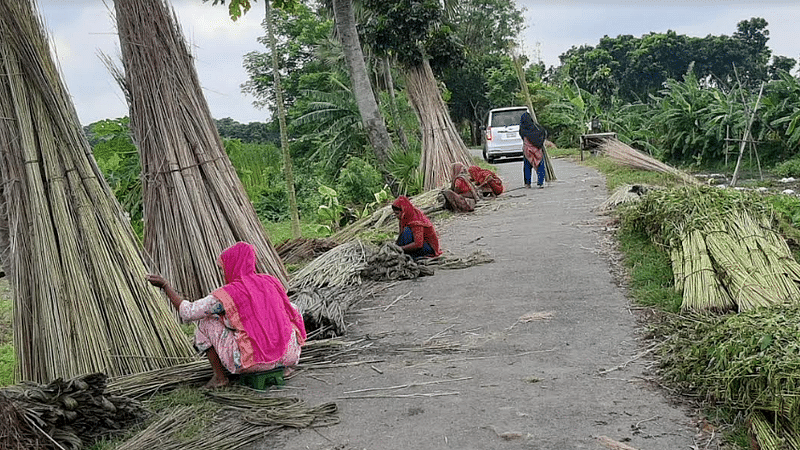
253, 166, 290, 222
335, 156, 383, 206
774, 158, 800, 178
388, 146, 423, 196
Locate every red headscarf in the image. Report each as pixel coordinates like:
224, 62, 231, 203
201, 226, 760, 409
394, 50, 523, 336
212, 242, 306, 368
392, 196, 442, 256
393, 196, 432, 229
451, 163, 480, 199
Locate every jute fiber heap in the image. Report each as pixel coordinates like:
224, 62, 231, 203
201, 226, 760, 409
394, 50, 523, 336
115, 389, 339, 450
0, 373, 147, 450
112, 0, 287, 301
0, 0, 194, 383
361, 243, 434, 281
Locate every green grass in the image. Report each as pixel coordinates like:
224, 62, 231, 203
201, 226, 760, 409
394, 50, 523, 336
582, 155, 684, 191
616, 230, 682, 312
262, 219, 332, 246
545, 146, 579, 159
0, 344, 14, 386
0, 282, 12, 387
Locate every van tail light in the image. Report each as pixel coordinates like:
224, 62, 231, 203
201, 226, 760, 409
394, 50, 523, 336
486, 127, 492, 141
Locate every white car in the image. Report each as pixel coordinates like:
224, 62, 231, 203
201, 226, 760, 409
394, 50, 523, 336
482, 106, 529, 163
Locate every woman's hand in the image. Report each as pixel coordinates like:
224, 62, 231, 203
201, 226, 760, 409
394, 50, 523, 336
146, 274, 168, 289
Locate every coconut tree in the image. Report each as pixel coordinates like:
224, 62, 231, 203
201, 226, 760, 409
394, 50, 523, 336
363, 0, 473, 190
0, 0, 194, 383
331, 0, 394, 170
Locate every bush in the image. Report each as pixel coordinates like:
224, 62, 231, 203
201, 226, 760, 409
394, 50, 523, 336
774, 158, 800, 178
0, 344, 14, 386
388, 146, 423, 196
253, 166, 290, 222
335, 156, 383, 206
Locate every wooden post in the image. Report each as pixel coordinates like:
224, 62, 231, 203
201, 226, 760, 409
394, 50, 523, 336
730, 82, 764, 187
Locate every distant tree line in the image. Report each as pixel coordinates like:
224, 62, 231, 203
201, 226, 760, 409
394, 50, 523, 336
552, 18, 795, 106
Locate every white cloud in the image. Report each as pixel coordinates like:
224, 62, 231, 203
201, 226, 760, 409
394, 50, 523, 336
33, 0, 800, 126
39, 0, 267, 125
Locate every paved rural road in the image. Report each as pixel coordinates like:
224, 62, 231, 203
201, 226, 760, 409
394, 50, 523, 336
265, 154, 707, 450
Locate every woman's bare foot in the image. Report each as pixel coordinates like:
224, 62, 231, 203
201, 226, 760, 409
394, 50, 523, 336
203, 374, 229, 389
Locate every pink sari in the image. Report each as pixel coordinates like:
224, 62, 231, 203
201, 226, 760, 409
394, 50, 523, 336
211, 242, 306, 369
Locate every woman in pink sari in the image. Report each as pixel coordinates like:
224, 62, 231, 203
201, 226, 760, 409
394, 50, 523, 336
147, 242, 306, 388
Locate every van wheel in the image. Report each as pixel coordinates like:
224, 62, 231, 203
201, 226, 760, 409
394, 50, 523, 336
487, 156, 495, 164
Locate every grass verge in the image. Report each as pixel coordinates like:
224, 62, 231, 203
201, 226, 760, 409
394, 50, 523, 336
582, 151, 800, 449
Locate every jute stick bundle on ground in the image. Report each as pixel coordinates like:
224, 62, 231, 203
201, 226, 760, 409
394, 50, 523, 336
628, 185, 800, 312
0, 0, 194, 383
112, 0, 287, 300
598, 138, 700, 185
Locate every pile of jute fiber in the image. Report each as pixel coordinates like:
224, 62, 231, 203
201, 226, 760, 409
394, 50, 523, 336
360, 243, 435, 281
115, 388, 338, 450
0, 373, 147, 450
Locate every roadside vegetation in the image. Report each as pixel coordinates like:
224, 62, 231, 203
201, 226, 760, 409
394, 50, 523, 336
579, 149, 800, 448
5, 0, 800, 448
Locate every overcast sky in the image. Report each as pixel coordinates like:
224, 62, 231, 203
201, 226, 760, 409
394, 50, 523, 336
37, 0, 800, 126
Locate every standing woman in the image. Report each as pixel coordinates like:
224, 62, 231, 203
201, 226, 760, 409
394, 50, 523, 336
519, 111, 547, 188
392, 196, 442, 259
147, 241, 306, 388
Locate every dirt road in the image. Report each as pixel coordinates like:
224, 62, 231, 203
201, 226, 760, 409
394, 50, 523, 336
268, 156, 705, 450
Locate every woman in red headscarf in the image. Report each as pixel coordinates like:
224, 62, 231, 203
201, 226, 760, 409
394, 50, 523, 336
468, 165, 504, 197
441, 162, 480, 212
146, 242, 306, 388
391, 196, 442, 259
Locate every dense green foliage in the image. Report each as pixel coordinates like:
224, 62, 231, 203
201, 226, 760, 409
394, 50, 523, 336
554, 18, 782, 105
88, 118, 143, 238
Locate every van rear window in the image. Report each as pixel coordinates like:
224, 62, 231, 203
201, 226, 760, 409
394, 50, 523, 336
490, 110, 526, 127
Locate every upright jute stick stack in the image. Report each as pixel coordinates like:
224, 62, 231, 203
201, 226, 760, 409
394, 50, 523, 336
0, 0, 194, 383
112, 0, 288, 300
404, 61, 474, 190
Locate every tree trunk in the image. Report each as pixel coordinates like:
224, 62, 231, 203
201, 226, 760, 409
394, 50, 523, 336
383, 57, 409, 151
265, 0, 301, 239
332, 0, 393, 171
404, 60, 473, 190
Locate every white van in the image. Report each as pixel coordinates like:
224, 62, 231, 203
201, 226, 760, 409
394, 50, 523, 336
482, 106, 529, 163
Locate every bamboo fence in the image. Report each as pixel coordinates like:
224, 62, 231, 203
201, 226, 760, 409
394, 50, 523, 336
0, 0, 194, 383
111, 0, 287, 301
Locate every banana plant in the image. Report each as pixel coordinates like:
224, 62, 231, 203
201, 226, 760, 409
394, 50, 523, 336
316, 185, 346, 233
